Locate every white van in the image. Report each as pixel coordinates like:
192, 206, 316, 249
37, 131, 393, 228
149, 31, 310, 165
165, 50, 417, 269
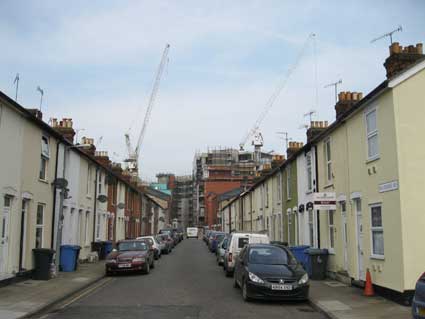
186, 227, 199, 238
223, 232, 269, 276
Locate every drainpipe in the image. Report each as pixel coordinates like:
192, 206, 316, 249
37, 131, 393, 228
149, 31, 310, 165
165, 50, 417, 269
92, 168, 99, 243
250, 193, 253, 232
51, 140, 61, 248
314, 145, 321, 248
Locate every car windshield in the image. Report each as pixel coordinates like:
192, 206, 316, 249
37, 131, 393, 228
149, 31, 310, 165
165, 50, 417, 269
118, 241, 148, 252
248, 247, 291, 265
216, 234, 225, 241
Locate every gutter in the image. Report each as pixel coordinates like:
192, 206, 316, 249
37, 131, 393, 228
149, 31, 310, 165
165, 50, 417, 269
92, 168, 98, 242
51, 140, 61, 249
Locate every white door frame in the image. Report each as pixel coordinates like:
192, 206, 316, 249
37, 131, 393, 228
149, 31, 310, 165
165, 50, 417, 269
1, 196, 12, 274
354, 198, 365, 280
340, 201, 348, 272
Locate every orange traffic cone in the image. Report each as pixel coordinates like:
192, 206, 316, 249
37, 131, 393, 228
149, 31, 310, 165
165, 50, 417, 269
364, 268, 375, 296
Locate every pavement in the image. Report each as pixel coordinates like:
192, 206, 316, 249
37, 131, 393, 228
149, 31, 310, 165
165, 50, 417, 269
0, 261, 105, 319
0, 239, 412, 319
309, 279, 411, 319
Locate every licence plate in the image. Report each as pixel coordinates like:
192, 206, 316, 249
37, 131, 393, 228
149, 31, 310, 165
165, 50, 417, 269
419, 307, 425, 316
118, 263, 132, 268
271, 284, 293, 290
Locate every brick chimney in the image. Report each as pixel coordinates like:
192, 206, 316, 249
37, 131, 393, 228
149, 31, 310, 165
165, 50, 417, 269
80, 136, 96, 156
384, 42, 424, 78
51, 118, 76, 143
335, 91, 363, 119
307, 121, 329, 142
286, 141, 303, 158
26, 108, 43, 120
95, 151, 111, 167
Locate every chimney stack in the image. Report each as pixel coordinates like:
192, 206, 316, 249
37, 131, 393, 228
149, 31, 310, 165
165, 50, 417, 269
286, 141, 303, 158
335, 91, 363, 119
384, 42, 424, 78
51, 118, 75, 143
307, 121, 329, 142
95, 151, 111, 167
26, 108, 43, 120
80, 136, 96, 156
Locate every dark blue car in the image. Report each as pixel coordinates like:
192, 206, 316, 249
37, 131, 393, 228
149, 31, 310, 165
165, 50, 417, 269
412, 272, 425, 318
209, 232, 226, 253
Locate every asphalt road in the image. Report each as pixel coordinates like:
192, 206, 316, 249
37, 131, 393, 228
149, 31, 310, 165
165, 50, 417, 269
41, 238, 327, 319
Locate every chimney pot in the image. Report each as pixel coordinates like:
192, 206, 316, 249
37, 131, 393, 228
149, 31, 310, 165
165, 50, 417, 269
384, 42, 424, 78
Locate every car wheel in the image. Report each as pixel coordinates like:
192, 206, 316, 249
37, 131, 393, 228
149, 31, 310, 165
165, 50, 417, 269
144, 262, 150, 274
106, 270, 113, 276
225, 269, 233, 277
242, 280, 251, 302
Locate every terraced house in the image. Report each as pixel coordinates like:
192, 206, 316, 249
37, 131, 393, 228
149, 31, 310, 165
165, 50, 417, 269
220, 42, 425, 302
0, 91, 166, 283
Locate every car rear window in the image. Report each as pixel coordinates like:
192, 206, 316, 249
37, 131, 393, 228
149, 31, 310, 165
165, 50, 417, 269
248, 246, 291, 265
118, 241, 147, 251
238, 237, 249, 248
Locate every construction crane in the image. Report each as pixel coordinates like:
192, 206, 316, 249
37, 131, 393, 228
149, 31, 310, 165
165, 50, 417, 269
125, 43, 170, 176
239, 33, 316, 151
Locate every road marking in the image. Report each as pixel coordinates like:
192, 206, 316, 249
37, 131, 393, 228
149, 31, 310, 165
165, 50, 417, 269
58, 277, 115, 310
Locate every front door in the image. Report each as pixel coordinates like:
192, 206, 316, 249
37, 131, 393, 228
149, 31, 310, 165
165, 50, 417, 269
340, 201, 348, 271
0, 196, 11, 274
355, 199, 365, 280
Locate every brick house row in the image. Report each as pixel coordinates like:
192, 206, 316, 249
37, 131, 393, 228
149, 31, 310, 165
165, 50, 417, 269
0, 91, 167, 282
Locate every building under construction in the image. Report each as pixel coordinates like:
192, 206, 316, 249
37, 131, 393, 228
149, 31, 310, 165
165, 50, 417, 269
193, 147, 284, 227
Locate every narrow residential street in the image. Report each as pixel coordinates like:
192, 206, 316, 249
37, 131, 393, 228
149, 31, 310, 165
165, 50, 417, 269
39, 239, 326, 319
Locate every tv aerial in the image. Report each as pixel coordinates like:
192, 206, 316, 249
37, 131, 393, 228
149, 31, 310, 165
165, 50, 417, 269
324, 79, 342, 103
304, 110, 316, 123
371, 25, 403, 45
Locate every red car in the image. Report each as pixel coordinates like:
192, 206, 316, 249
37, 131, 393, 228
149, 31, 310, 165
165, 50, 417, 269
105, 240, 155, 275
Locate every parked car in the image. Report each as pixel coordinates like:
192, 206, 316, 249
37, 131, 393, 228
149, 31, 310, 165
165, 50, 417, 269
105, 240, 155, 275
412, 272, 425, 318
209, 232, 226, 253
233, 244, 309, 301
187, 227, 199, 238
157, 234, 173, 254
160, 228, 180, 245
203, 230, 212, 243
136, 236, 162, 259
223, 232, 270, 277
175, 227, 184, 241
155, 235, 170, 254
206, 230, 216, 246
216, 235, 229, 266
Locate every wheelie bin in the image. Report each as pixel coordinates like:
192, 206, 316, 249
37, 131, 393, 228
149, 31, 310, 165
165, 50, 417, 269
32, 248, 55, 280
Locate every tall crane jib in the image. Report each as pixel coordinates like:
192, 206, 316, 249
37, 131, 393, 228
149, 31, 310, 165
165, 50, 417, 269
125, 44, 170, 176
239, 33, 316, 151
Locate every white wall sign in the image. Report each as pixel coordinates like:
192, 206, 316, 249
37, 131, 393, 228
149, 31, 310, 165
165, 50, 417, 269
379, 180, 399, 193
313, 192, 336, 210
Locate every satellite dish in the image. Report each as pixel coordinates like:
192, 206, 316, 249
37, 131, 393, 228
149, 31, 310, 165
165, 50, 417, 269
52, 178, 68, 189
117, 202, 125, 209
97, 195, 108, 203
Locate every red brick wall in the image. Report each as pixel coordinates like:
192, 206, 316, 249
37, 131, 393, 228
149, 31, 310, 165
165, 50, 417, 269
204, 180, 242, 227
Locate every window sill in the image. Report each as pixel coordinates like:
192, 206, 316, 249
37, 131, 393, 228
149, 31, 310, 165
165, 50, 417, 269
86, 195, 92, 200
370, 255, 385, 260
366, 156, 380, 164
324, 183, 334, 189
328, 249, 335, 255
38, 179, 49, 184
306, 190, 313, 195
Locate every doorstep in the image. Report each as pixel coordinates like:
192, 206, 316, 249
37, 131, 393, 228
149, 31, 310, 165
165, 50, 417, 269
309, 280, 411, 319
0, 262, 105, 319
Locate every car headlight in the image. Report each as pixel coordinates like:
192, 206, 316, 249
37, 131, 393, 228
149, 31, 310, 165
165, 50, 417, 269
132, 257, 145, 263
106, 259, 116, 264
248, 272, 264, 284
298, 273, 309, 285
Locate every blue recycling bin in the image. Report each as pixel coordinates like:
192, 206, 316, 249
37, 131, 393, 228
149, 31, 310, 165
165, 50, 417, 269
103, 241, 113, 256
60, 245, 81, 272
289, 245, 310, 269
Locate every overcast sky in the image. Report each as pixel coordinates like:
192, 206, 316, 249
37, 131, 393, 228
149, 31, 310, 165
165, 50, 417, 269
1, 1, 424, 181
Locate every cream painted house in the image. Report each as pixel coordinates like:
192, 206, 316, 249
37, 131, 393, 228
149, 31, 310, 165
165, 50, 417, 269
0, 92, 60, 279
315, 43, 425, 299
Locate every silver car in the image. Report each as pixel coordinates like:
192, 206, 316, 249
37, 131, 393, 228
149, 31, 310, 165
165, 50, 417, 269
216, 236, 229, 266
